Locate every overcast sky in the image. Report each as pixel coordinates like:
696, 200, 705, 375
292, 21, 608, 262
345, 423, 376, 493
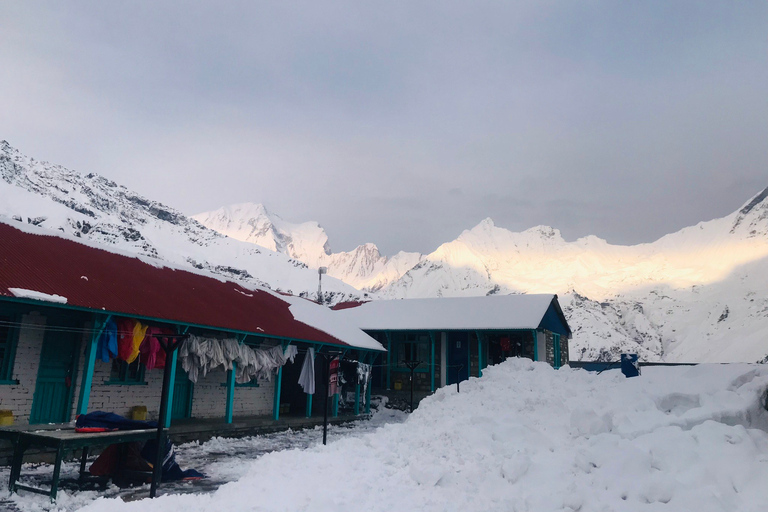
1, 2, 766, 255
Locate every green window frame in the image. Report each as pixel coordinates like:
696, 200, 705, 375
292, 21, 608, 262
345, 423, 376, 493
0, 314, 20, 384
394, 333, 430, 371
107, 358, 147, 385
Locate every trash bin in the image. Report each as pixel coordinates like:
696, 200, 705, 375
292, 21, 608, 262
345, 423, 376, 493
621, 354, 640, 378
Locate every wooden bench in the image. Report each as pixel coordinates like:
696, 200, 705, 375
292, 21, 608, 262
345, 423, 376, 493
0, 424, 157, 501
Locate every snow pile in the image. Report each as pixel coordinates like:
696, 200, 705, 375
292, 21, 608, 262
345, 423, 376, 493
79, 360, 768, 512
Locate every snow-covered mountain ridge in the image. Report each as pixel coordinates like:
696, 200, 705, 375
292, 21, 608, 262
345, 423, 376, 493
378, 188, 768, 363
3, 140, 766, 363
0, 141, 361, 301
199, 187, 768, 363
193, 203, 422, 291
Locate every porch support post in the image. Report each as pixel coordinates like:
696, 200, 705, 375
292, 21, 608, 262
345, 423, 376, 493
365, 353, 374, 414
385, 332, 392, 390
76, 315, 111, 416
225, 362, 236, 424
466, 331, 471, 379
163, 326, 190, 428
332, 349, 346, 418
532, 330, 538, 361
354, 376, 361, 416
273, 341, 287, 421
226, 333, 246, 424
475, 331, 484, 378
429, 331, 436, 392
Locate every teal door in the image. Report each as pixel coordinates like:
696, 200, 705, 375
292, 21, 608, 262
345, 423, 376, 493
171, 365, 193, 420
30, 324, 80, 424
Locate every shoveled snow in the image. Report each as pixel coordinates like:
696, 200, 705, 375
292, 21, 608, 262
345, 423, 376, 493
335, 294, 557, 331
78, 360, 768, 511
8, 287, 67, 304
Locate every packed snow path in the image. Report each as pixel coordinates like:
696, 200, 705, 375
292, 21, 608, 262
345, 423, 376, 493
0, 408, 406, 512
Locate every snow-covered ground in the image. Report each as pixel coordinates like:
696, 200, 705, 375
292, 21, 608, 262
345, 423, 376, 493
31, 360, 768, 512
0, 407, 406, 512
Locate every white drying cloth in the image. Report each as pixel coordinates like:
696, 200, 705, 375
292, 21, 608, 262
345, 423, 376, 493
298, 347, 315, 395
357, 362, 372, 407
178, 335, 296, 384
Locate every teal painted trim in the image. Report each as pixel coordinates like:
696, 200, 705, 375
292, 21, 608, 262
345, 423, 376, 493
163, 350, 179, 428
225, 362, 236, 424
476, 331, 483, 378
532, 330, 538, 362
76, 314, 111, 416
365, 353, 374, 414
354, 383, 360, 415
0, 379, 19, 385
273, 365, 283, 421
272, 342, 288, 421
162, 325, 188, 428
429, 332, 436, 392
466, 331, 471, 378
332, 393, 339, 417
0, 296, 385, 353
385, 332, 392, 390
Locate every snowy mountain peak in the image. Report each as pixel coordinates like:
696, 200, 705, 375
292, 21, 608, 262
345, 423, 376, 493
193, 202, 332, 264
731, 185, 768, 237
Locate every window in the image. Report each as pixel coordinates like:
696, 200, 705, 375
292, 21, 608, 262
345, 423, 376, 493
396, 333, 429, 369
0, 314, 20, 383
108, 359, 146, 385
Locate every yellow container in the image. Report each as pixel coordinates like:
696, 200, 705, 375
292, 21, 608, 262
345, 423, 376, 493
394, 381, 403, 391
131, 406, 147, 421
0, 410, 13, 426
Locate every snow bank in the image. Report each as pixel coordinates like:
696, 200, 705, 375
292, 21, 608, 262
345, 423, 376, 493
78, 361, 768, 512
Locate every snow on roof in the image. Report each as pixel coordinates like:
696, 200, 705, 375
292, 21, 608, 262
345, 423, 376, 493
9, 288, 68, 304
335, 294, 557, 331
282, 295, 385, 351
0, 219, 384, 351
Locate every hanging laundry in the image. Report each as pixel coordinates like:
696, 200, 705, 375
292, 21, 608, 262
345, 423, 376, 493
328, 357, 340, 397
97, 319, 118, 363
141, 327, 173, 370
298, 347, 315, 395
357, 362, 371, 407
115, 318, 135, 362
128, 320, 149, 363
283, 345, 298, 364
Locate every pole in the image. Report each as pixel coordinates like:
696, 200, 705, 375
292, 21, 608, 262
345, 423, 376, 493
429, 331, 436, 393
150, 334, 187, 499
456, 364, 463, 393
322, 354, 332, 445
404, 360, 422, 412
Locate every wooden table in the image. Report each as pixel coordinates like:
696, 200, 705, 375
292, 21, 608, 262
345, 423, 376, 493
0, 425, 157, 501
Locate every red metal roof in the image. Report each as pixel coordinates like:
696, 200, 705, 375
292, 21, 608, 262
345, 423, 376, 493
0, 221, 361, 348
330, 300, 370, 311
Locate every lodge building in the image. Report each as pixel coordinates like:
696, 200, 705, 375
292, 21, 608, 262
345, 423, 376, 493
0, 218, 571, 441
